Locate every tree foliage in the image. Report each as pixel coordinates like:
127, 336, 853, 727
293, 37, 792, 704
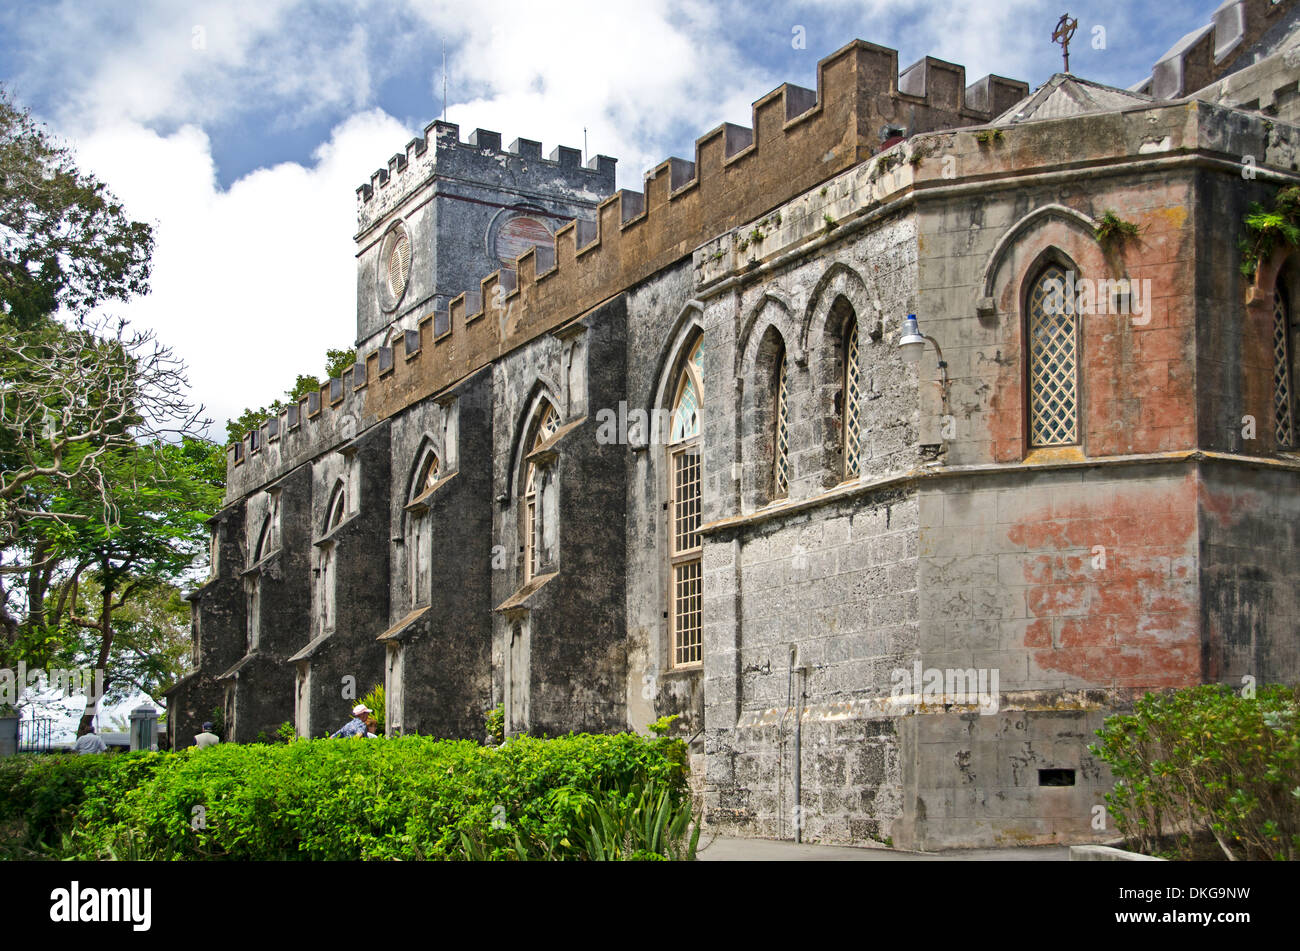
1, 86, 153, 325
1091, 683, 1300, 861
1239, 185, 1300, 279
0, 313, 206, 553
224, 347, 357, 446
0, 86, 220, 729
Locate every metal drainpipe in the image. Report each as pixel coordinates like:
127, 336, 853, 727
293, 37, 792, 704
793, 653, 805, 844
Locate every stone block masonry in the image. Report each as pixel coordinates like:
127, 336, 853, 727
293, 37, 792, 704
178, 22, 1300, 851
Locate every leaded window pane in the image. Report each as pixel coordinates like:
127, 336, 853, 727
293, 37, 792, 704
537, 404, 559, 442
673, 561, 702, 666
1274, 290, 1294, 448
671, 376, 700, 443
844, 322, 862, 478
672, 448, 701, 554
775, 354, 789, 496
1028, 265, 1079, 447
421, 453, 440, 493
668, 336, 703, 668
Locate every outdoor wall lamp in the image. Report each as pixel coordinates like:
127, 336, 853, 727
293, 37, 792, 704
898, 314, 948, 387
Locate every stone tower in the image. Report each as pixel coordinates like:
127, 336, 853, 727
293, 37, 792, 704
354, 122, 616, 355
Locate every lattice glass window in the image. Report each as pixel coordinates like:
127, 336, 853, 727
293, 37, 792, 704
668, 335, 703, 668
774, 352, 790, 497
844, 321, 862, 479
1028, 264, 1079, 447
537, 403, 560, 441
1274, 289, 1295, 448
671, 339, 703, 442
670, 448, 702, 667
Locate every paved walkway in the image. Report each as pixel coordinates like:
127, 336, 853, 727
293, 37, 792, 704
696, 836, 1070, 861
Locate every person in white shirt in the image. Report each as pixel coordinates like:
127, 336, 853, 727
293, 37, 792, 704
73, 731, 108, 755
193, 722, 220, 748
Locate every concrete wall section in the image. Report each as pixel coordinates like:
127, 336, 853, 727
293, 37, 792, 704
1199, 459, 1300, 685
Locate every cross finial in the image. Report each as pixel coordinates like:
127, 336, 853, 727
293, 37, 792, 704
1053, 13, 1079, 74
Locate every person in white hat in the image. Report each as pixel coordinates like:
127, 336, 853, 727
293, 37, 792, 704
330, 703, 373, 739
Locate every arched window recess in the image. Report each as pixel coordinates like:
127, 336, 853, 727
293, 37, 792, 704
406, 446, 445, 513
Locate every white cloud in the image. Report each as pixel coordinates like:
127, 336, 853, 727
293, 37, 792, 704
31, 0, 781, 441
74, 110, 412, 436
32, 0, 383, 132
406, 0, 772, 188
11, 0, 1107, 444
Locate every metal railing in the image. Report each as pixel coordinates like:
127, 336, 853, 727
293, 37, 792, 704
18, 718, 53, 753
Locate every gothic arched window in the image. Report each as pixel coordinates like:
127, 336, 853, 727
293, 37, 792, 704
408, 449, 440, 605
1274, 282, 1296, 449
523, 401, 560, 582
326, 485, 346, 532
246, 501, 276, 653
318, 482, 345, 634
1027, 263, 1080, 448
774, 347, 790, 498
668, 335, 703, 668
842, 318, 862, 479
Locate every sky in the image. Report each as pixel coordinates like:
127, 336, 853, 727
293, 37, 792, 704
0, 0, 1221, 438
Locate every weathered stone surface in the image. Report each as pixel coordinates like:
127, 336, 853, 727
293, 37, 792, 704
174, 23, 1300, 851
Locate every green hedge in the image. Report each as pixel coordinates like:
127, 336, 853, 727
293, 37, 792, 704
1090, 683, 1300, 861
0, 732, 692, 861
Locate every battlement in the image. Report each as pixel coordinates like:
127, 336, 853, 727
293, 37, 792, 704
353, 40, 1026, 417
355, 120, 617, 234
229, 38, 1030, 484
1133, 0, 1297, 100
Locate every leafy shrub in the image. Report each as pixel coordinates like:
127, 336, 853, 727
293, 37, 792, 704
484, 704, 504, 745
1239, 185, 1300, 279
1094, 209, 1140, 248
1090, 683, 1300, 860
0, 753, 165, 858
0, 731, 691, 861
360, 683, 384, 735
455, 775, 698, 861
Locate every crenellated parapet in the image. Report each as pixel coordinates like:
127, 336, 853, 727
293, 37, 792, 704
1133, 0, 1298, 100
228, 38, 1028, 484
356, 121, 615, 236
355, 40, 1025, 423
